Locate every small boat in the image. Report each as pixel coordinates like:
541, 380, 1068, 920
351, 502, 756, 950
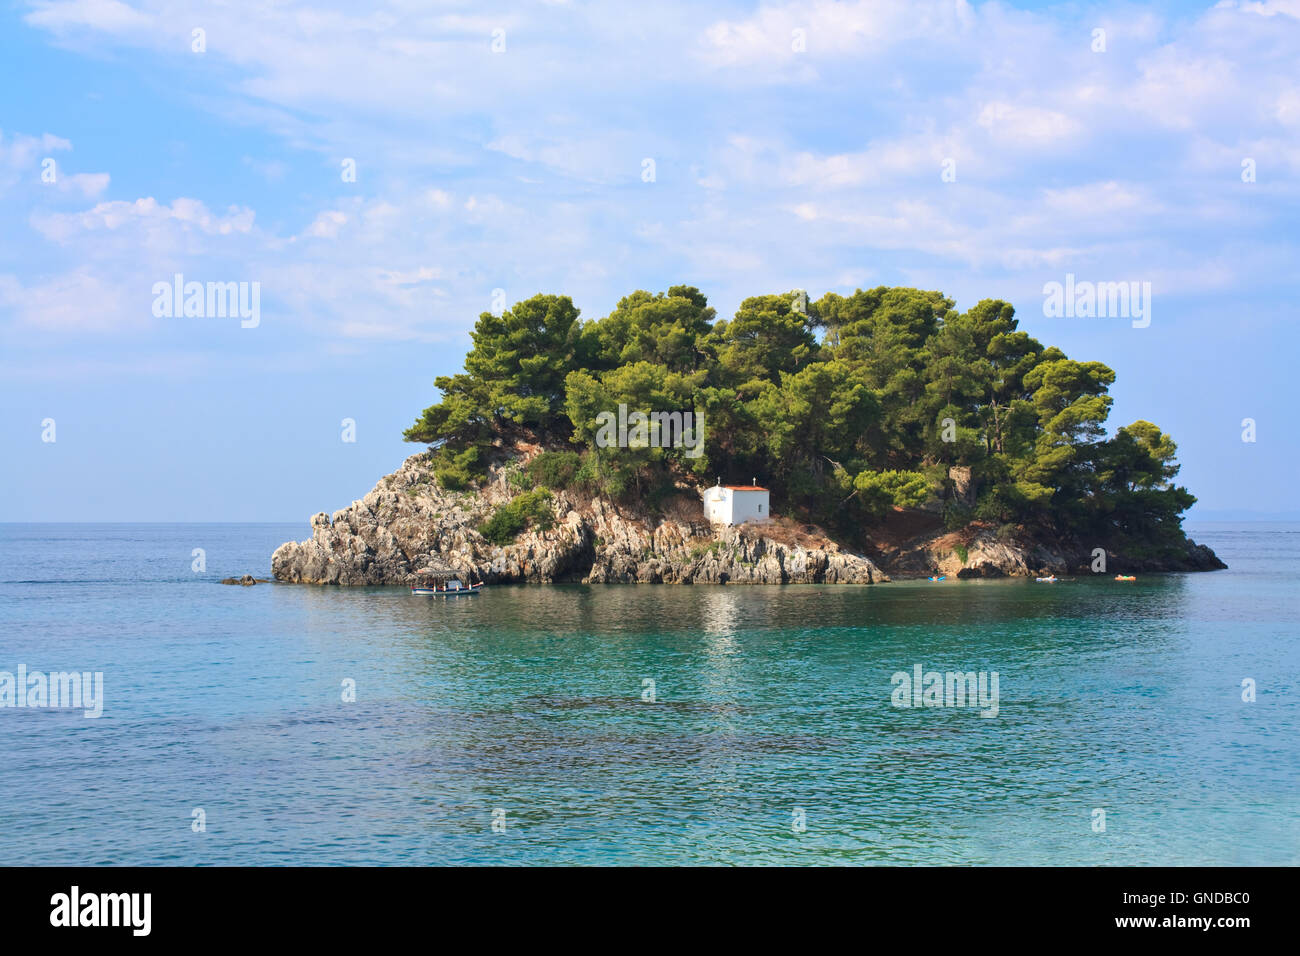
411, 579, 483, 595
439, 581, 483, 595
1035, 575, 1058, 583
410, 569, 484, 595
1114, 575, 1136, 581
928, 575, 946, 582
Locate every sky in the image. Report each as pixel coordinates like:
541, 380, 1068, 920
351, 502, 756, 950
1, 0, 1297, 522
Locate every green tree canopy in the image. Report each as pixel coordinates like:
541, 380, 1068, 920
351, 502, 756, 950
405, 285, 1198, 546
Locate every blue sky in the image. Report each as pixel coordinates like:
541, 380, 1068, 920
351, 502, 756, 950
1, 0, 1297, 521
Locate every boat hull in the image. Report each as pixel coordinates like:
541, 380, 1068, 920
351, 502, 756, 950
410, 584, 483, 595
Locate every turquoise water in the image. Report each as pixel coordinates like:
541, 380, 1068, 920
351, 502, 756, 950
0, 522, 1295, 865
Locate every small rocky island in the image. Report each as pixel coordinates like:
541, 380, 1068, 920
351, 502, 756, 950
271, 446, 1222, 586
272, 285, 1225, 585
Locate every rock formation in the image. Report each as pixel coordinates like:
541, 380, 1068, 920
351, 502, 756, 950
272, 453, 890, 586
272, 452, 1225, 586
879, 526, 1226, 578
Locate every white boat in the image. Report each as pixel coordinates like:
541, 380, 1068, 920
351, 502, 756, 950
410, 570, 484, 595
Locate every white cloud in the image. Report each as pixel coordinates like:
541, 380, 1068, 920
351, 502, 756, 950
31, 197, 256, 242
380, 266, 443, 286
55, 172, 111, 198
700, 0, 974, 69
24, 0, 151, 35
1233, 0, 1300, 17
0, 131, 71, 168
5, 0, 1298, 355
1038, 181, 1152, 218
976, 102, 1080, 145
303, 209, 348, 239
1276, 89, 1300, 126
0, 269, 137, 332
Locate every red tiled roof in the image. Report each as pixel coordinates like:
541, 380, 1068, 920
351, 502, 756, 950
722, 485, 768, 491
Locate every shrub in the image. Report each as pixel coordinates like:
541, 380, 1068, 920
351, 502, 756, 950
562, 450, 628, 500
506, 464, 534, 491
432, 445, 483, 491
642, 472, 678, 514
943, 502, 973, 532
853, 469, 933, 517
689, 540, 724, 561
975, 482, 1040, 524
954, 543, 969, 564
593, 459, 630, 499
526, 450, 582, 490
478, 489, 554, 546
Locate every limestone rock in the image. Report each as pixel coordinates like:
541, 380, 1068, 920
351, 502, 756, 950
272, 453, 888, 586
889, 527, 1226, 578
272, 453, 1224, 586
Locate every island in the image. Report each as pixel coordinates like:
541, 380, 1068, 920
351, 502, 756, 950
272, 286, 1224, 585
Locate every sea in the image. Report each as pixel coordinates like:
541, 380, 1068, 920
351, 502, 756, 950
0, 521, 1295, 865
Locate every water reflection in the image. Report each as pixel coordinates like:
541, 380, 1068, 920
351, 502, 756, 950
6, 533, 1295, 864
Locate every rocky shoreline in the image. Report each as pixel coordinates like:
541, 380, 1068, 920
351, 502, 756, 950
271, 452, 1224, 586
879, 526, 1225, 579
